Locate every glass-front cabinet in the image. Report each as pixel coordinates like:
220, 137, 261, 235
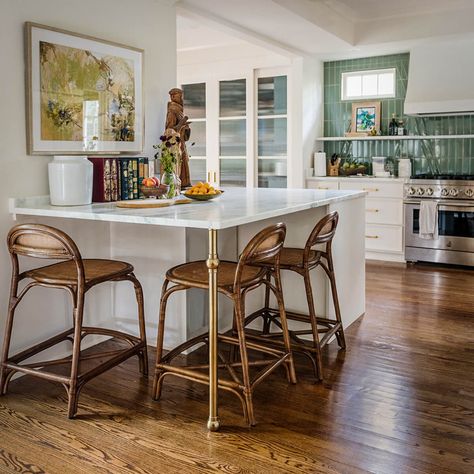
181, 67, 289, 189
182, 82, 207, 183
257, 75, 288, 188
219, 79, 247, 187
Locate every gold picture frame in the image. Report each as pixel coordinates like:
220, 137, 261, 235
347, 101, 381, 136
25, 22, 144, 155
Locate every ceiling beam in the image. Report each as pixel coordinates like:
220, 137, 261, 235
176, 0, 307, 58
271, 0, 355, 46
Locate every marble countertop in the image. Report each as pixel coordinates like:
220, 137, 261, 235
10, 188, 366, 230
306, 176, 407, 182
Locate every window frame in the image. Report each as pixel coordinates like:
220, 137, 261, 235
341, 68, 396, 101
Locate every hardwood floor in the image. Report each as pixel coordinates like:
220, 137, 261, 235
0, 262, 473, 473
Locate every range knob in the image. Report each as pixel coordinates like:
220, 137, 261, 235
449, 188, 459, 197
465, 188, 474, 198
441, 188, 449, 197
416, 188, 424, 196
425, 188, 434, 196
407, 187, 416, 196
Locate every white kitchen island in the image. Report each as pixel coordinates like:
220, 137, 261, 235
10, 187, 366, 431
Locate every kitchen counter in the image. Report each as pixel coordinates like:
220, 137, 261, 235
10, 187, 366, 229
307, 176, 408, 182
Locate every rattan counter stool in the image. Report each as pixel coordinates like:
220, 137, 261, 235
243, 211, 346, 381
152, 223, 297, 426
0, 223, 148, 418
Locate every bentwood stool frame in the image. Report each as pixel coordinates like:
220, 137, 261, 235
243, 211, 346, 381
152, 223, 297, 426
0, 223, 148, 418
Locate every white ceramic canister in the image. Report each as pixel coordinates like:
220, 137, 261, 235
398, 158, 412, 178
48, 156, 93, 206
314, 152, 327, 177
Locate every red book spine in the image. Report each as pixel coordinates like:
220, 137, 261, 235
88, 157, 112, 202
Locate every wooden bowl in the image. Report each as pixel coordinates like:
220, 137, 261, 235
140, 184, 169, 198
183, 190, 223, 201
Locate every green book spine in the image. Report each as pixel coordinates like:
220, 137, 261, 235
120, 159, 129, 200
127, 160, 134, 199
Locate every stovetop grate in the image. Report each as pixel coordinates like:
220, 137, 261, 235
412, 174, 474, 180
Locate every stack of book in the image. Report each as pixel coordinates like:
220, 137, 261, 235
88, 157, 152, 202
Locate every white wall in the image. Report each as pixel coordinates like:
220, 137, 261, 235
0, 0, 176, 357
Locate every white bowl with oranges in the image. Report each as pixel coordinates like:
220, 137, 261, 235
183, 182, 223, 201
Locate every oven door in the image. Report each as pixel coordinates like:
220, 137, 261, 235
405, 200, 474, 252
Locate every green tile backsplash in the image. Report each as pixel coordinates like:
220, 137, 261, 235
323, 53, 474, 175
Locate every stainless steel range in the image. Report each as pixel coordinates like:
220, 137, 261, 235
404, 174, 474, 266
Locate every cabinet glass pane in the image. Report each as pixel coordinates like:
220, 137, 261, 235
258, 159, 287, 188
258, 76, 287, 116
189, 159, 206, 185
182, 83, 205, 119
258, 118, 287, 156
189, 121, 206, 157
220, 159, 246, 187
220, 79, 246, 117
220, 119, 246, 156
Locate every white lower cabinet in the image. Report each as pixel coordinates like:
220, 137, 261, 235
306, 179, 339, 190
306, 177, 406, 262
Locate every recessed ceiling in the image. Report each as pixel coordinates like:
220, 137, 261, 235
176, 0, 474, 59
322, 0, 474, 21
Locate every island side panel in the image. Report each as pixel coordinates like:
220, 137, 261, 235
328, 195, 366, 327
185, 227, 239, 341
110, 222, 188, 349
237, 206, 329, 328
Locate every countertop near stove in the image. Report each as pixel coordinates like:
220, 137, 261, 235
306, 176, 408, 182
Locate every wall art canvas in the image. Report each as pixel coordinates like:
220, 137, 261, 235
26, 22, 144, 154
349, 101, 381, 136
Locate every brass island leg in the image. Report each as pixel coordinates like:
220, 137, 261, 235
207, 228, 220, 431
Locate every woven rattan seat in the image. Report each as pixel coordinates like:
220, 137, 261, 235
153, 223, 297, 426
0, 224, 148, 418
24, 259, 134, 286
266, 248, 320, 268
244, 211, 346, 381
166, 260, 266, 290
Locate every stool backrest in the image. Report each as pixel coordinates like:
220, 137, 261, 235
304, 211, 339, 254
235, 223, 286, 289
7, 224, 85, 284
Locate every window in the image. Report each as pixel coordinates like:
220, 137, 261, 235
257, 75, 288, 189
341, 68, 396, 100
182, 83, 206, 183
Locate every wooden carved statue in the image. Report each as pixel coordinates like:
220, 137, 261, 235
165, 88, 191, 188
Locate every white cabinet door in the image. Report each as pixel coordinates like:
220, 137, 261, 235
365, 224, 404, 252
339, 180, 403, 199
306, 179, 339, 190
365, 198, 403, 225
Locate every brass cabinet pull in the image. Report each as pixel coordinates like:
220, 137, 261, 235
366, 208, 380, 213
207, 171, 211, 182
363, 188, 379, 192
317, 186, 330, 190
213, 171, 217, 182
365, 235, 379, 239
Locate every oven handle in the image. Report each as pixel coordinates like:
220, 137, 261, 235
404, 199, 474, 211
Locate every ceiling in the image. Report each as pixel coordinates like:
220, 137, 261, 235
176, 0, 474, 59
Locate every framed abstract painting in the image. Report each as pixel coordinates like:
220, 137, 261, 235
25, 22, 144, 155
349, 101, 381, 136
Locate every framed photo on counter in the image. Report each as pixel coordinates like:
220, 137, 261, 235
25, 22, 144, 155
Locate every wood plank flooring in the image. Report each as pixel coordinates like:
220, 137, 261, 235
0, 261, 473, 473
